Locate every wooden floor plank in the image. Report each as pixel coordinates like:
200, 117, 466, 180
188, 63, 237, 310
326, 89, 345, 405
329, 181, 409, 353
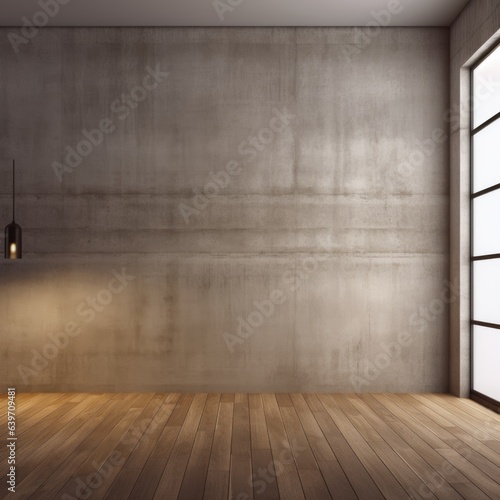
230, 393, 253, 499
289, 394, 336, 463
298, 470, 332, 500
150, 424, 182, 458
430, 394, 500, 435
316, 460, 357, 500
312, 409, 384, 499
0, 397, 92, 471
461, 396, 500, 418
279, 407, 319, 471
348, 394, 463, 500
262, 394, 305, 500
10, 395, 116, 499
302, 394, 324, 413
0, 393, 72, 439
0, 393, 497, 500
128, 455, 168, 500
178, 394, 220, 499
230, 455, 253, 500
166, 393, 196, 426
415, 394, 500, 443
178, 431, 214, 499
249, 395, 279, 500
318, 394, 411, 500
249, 393, 271, 451
27, 395, 140, 500
400, 395, 500, 491
85, 394, 178, 500
438, 448, 500, 498
373, 394, 453, 450
103, 468, 141, 499
51, 406, 145, 499
153, 393, 208, 499
199, 393, 221, 433
367, 394, 492, 500
21, 394, 112, 470
203, 470, 229, 500
251, 449, 280, 500
232, 394, 251, 457
289, 394, 357, 499
124, 393, 180, 469
276, 394, 294, 408
0, 393, 51, 419
335, 395, 442, 499
207, 401, 233, 472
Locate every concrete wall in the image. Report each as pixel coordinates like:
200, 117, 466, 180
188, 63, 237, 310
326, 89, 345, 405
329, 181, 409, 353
0, 27, 450, 392
450, 1, 500, 397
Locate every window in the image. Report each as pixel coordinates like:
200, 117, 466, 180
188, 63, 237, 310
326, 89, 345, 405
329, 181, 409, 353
471, 44, 500, 405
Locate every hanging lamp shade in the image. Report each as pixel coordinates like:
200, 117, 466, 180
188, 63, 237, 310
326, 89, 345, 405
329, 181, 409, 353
5, 222, 22, 259
4, 159, 22, 259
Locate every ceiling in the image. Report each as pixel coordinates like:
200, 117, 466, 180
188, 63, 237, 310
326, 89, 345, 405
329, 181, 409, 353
1, 0, 469, 27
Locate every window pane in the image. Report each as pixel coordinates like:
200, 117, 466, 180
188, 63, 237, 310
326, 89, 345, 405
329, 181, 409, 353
474, 45, 500, 128
473, 190, 500, 256
473, 325, 500, 402
473, 120, 500, 192
473, 259, 500, 324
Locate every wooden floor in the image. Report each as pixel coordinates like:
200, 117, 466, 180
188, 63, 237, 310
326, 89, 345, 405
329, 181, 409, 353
1, 394, 500, 499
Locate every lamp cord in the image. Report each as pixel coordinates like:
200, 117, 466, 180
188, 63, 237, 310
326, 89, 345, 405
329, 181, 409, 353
12, 159, 15, 222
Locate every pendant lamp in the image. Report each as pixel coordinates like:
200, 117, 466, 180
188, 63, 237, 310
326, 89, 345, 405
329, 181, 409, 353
4, 159, 22, 259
